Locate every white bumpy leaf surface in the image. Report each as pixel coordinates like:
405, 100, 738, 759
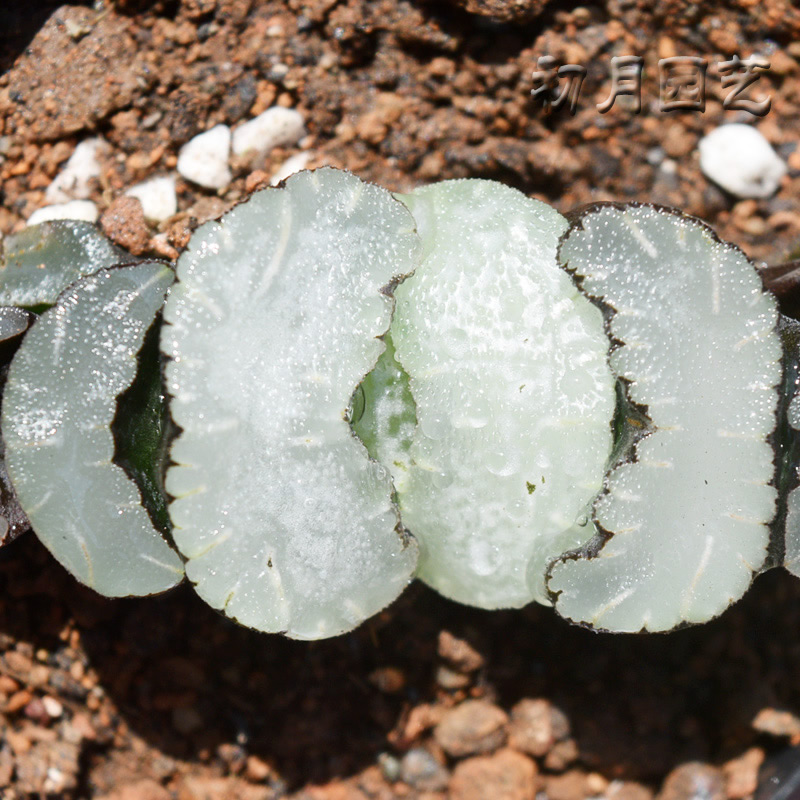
0, 221, 129, 308
3, 263, 184, 596
0, 307, 32, 342
784, 392, 800, 577
388, 180, 615, 609
162, 168, 420, 639
549, 204, 781, 631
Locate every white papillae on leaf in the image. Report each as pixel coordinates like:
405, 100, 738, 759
387, 180, 615, 609
2, 263, 184, 596
161, 168, 420, 639
0, 221, 128, 308
784, 391, 800, 577
549, 204, 781, 631
0, 307, 32, 341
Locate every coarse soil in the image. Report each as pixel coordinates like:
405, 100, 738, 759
1, 0, 800, 798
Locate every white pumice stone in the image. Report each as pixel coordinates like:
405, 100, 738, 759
125, 175, 178, 223
1, 220, 128, 308
699, 123, 786, 198
232, 107, 305, 158
383, 179, 615, 609
28, 200, 99, 226
45, 137, 108, 204
549, 204, 781, 632
177, 125, 232, 190
3, 263, 184, 596
161, 168, 420, 639
270, 151, 312, 186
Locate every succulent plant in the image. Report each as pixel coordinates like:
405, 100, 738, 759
0, 170, 798, 639
546, 204, 782, 632
2, 263, 184, 596
374, 180, 614, 610
161, 168, 420, 639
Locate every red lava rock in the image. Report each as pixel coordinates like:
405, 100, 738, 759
354, 93, 408, 146
184, 196, 231, 226
176, 775, 275, 800
436, 665, 472, 690
445, 0, 545, 23
14, 739, 81, 795
544, 738, 580, 772
166, 219, 195, 251
69, 712, 97, 742
508, 698, 571, 758
434, 699, 509, 758
1, 7, 148, 141
606, 781, 655, 800
545, 770, 591, 800
245, 170, 270, 194
355, 765, 393, 797
23, 696, 50, 725
586, 773, 610, 796
657, 763, 726, 800
368, 666, 406, 694
437, 631, 484, 673
662, 123, 695, 159
390, 702, 445, 746
752, 708, 800, 740
100, 196, 151, 256
216, 742, 247, 775
0, 744, 13, 787
244, 754, 272, 783
399, 747, 450, 792
723, 748, 765, 799
4, 649, 33, 678
95, 779, 172, 800
449, 748, 537, 800
5, 689, 33, 713
295, 779, 370, 800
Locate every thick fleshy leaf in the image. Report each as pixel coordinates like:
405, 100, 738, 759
386, 179, 615, 609
0, 221, 129, 309
549, 204, 781, 631
0, 308, 36, 545
0, 307, 32, 343
111, 319, 173, 534
162, 168, 420, 639
781, 318, 800, 578
2, 263, 184, 596
351, 331, 416, 495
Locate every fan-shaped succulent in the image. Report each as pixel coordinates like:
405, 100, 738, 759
0, 170, 797, 639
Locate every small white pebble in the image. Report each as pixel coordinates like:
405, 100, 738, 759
232, 107, 305, 159
46, 137, 108, 204
270, 151, 312, 186
177, 125, 232, 190
125, 175, 178, 223
699, 123, 787, 198
41, 696, 63, 718
28, 200, 99, 226
660, 158, 677, 175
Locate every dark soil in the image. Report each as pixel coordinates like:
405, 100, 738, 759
1, 1, 800, 798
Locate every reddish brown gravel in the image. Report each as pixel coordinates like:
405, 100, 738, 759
2, 0, 800, 798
